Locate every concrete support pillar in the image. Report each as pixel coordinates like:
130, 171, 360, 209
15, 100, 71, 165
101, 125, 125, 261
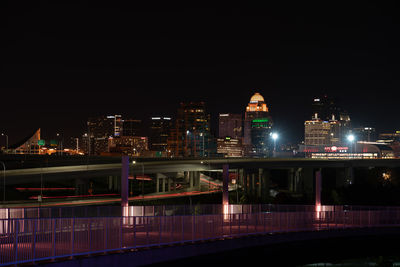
108, 176, 113, 191
156, 177, 160, 193
243, 171, 248, 193
162, 177, 166, 192
257, 168, 262, 198
189, 172, 194, 188
194, 171, 200, 190
294, 168, 302, 193
239, 169, 244, 187
315, 169, 322, 207
288, 168, 295, 192
121, 156, 129, 208
302, 168, 314, 202
251, 173, 255, 196
345, 167, 354, 186
222, 164, 229, 205
261, 169, 271, 202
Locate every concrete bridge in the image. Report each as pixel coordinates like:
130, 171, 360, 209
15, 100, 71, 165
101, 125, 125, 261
2, 155, 400, 206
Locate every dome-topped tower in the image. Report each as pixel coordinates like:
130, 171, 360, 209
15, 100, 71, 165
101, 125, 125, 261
246, 92, 269, 112
250, 92, 265, 103
244, 92, 273, 157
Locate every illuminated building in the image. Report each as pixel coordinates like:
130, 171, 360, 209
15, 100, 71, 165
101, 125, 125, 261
149, 116, 172, 154
218, 113, 243, 139
168, 102, 211, 157
10, 128, 42, 154
299, 142, 394, 159
377, 131, 400, 158
353, 127, 376, 142
87, 115, 120, 155
244, 92, 273, 156
108, 136, 148, 156
304, 118, 331, 146
122, 119, 142, 137
217, 137, 244, 157
305, 96, 352, 149
311, 96, 351, 145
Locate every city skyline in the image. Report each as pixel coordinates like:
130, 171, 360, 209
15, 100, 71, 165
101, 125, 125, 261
2, 5, 400, 146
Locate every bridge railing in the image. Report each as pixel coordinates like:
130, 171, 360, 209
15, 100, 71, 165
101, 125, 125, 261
1, 207, 400, 266
0, 204, 334, 219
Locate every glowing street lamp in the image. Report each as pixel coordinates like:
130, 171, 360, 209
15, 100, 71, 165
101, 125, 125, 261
347, 134, 356, 155
1, 133, 8, 151
271, 132, 278, 152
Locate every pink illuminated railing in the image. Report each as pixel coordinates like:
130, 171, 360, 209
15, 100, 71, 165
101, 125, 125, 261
1, 205, 400, 265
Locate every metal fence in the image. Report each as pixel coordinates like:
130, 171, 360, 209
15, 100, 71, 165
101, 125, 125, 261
0, 204, 367, 219
1, 205, 400, 266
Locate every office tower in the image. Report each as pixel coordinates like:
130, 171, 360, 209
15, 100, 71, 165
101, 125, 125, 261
149, 116, 172, 153
168, 102, 211, 157
218, 113, 243, 139
304, 118, 332, 146
244, 92, 273, 156
122, 119, 142, 137
87, 115, 121, 155
353, 127, 376, 142
309, 96, 351, 146
108, 136, 148, 156
217, 137, 244, 157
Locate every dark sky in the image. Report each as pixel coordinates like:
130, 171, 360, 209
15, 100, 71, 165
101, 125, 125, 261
1, 4, 400, 147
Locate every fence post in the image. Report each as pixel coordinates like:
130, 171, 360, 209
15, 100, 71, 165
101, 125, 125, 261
14, 220, 18, 263
52, 218, 56, 259
120, 217, 123, 250
159, 216, 162, 245
71, 218, 75, 257
104, 218, 108, 252
32, 219, 36, 262
181, 216, 184, 243
88, 218, 92, 254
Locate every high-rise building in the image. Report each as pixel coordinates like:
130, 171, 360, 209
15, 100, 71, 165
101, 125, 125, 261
218, 113, 243, 139
108, 136, 148, 156
87, 115, 123, 155
353, 127, 376, 142
122, 119, 142, 137
87, 116, 115, 155
168, 102, 211, 157
304, 118, 332, 146
307, 96, 351, 146
217, 137, 244, 157
149, 116, 172, 153
244, 92, 273, 156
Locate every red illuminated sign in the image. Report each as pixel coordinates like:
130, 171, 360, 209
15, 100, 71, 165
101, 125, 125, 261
324, 146, 348, 152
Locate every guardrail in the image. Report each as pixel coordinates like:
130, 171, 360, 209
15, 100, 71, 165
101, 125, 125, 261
5, 204, 400, 219
1, 205, 400, 266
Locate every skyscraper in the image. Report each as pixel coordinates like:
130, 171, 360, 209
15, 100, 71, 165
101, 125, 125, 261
87, 116, 115, 155
244, 92, 273, 156
309, 96, 351, 146
149, 116, 172, 153
218, 113, 242, 139
168, 102, 211, 157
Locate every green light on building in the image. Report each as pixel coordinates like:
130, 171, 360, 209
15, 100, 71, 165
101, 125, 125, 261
252, 118, 269, 123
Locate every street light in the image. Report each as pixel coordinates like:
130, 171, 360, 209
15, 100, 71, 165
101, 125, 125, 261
271, 132, 278, 153
56, 133, 63, 155
1, 133, 8, 151
347, 134, 356, 156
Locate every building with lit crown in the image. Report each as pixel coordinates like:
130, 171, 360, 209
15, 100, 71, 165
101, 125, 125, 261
244, 92, 273, 157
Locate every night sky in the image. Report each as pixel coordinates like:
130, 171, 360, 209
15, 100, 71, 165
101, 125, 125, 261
1, 4, 400, 147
